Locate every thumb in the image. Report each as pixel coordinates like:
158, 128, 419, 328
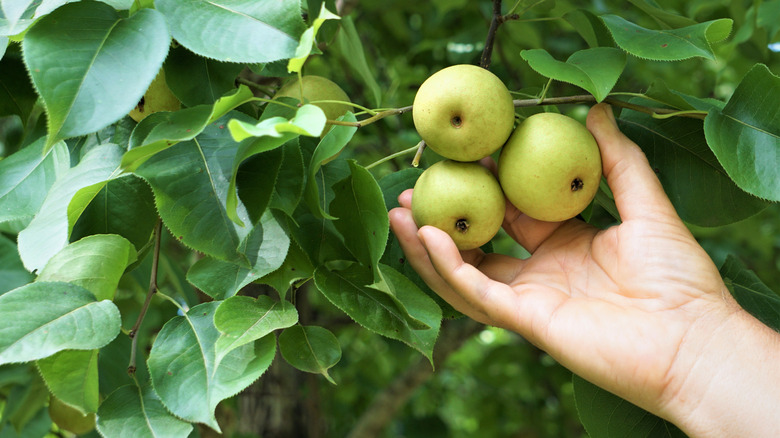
586, 103, 679, 223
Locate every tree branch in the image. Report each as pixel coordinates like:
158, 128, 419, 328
480, 0, 504, 69
128, 218, 163, 376
513, 95, 707, 120
346, 319, 484, 438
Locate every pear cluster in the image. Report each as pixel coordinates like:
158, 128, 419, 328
411, 64, 602, 250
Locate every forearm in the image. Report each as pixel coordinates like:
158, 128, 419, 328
662, 306, 780, 437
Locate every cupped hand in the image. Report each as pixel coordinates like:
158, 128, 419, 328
388, 103, 744, 428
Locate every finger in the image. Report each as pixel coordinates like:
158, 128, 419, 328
501, 201, 567, 253
388, 207, 492, 324
398, 188, 413, 209
484, 139, 567, 252
398, 188, 527, 276
587, 103, 680, 223
405, 176, 564, 254
418, 225, 564, 333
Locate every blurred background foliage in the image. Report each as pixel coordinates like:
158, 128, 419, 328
1, 0, 778, 436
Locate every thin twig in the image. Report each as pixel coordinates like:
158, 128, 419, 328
128, 218, 163, 376
512, 95, 708, 120
480, 0, 503, 69
236, 78, 276, 96
327, 105, 413, 128
604, 97, 707, 120
365, 143, 421, 170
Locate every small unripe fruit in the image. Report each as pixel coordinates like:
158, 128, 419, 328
129, 69, 181, 122
48, 396, 96, 435
412, 160, 505, 250
274, 75, 351, 136
413, 64, 515, 162
498, 112, 602, 222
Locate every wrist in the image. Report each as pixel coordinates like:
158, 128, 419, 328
659, 302, 780, 437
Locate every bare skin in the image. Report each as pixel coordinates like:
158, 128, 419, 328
389, 103, 780, 437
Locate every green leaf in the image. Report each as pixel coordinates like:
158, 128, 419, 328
96, 383, 193, 438
0, 282, 121, 365
573, 374, 685, 438
237, 209, 292, 276
22, 2, 170, 148
69, 174, 158, 250
0, 1, 37, 38
0, 137, 69, 229
334, 15, 381, 107
226, 104, 327, 226
0, 370, 49, 435
288, 3, 340, 73
704, 64, 780, 202
147, 302, 276, 432
329, 160, 389, 273
186, 209, 290, 299
228, 104, 327, 142
278, 325, 341, 384
120, 85, 255, 171
291, 211, 353, 265
521, 48, 626, 102
135, 113, 256, 264
97, 334, 149, 397
236, 147, 284, 225
257, 239, 315, 299
563, 9, 618, 48
618, 107, 768, 226
626, 0, 698, 28
601, 14, 733, 61
17, 143, 123, 273
269, 140, 306, 216
36, 234, 137, 301
214, 296, 298, 360
0, 235, 34, 295
313, 263, 441, 363
0, 55, 37, 122
36, 350, 98, 414
754, 1, 780, 42
155, 0, 306, 63
303, 113, 359, 219
164, 46, 246, 107
644, 80, 698, 111
720, 255, 780, 331
1, 1, 35, 31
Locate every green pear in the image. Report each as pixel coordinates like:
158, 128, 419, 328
48, 396, 96, 435
413, 64, 515, 162
498, 112, 602, 222
412, 160, 505, 250
129, 68, 181, 122
274, 75, 351, 136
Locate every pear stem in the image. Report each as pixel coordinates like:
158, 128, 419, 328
411, 140, 426, 167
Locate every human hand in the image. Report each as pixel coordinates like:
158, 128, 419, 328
389, 103, 780, 436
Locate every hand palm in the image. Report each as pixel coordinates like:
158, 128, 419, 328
497, 211, 725, 408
